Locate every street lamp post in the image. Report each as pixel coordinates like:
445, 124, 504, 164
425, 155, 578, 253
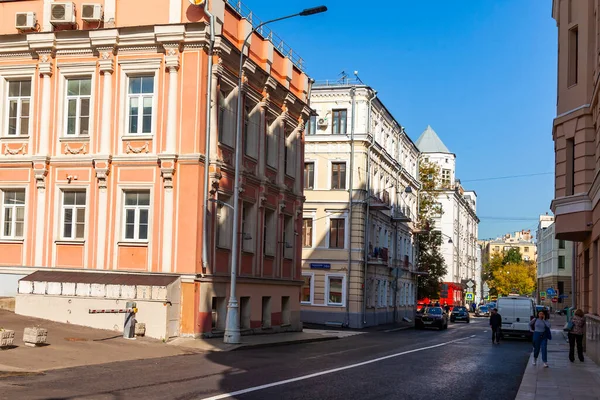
223, 5, 327, 344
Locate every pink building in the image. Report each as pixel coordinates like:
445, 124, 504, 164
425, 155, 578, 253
0, 0, 311, 339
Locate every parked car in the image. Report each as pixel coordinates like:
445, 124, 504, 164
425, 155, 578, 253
450, 306, 470, 323
536, 305, 549, 314
475, 305, 490, 317
416, 307, 448, 330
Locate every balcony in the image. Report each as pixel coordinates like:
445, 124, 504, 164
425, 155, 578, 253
392, 206, 411, 223
368, 246, 389, 265
369, 191, 391, 211
551, 193, 592, 242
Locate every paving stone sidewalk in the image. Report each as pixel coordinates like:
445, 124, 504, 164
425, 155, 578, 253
516, 330, 600, 400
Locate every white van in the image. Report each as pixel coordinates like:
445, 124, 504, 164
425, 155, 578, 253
496, 296, 536, 338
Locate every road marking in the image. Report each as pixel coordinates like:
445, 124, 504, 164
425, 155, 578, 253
200, 335, 477, 400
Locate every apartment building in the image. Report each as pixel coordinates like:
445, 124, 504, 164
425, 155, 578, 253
0, 0, 311, 339
415, 126, 479, 303
536, 214, 573, 309
300, 79, 421, 328
481, 230, 537, 264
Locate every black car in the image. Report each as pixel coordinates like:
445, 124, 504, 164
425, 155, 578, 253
450, 306, 470, 323
416, 307, 448, 330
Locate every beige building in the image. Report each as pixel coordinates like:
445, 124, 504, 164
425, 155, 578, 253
550, 0, 600, 363
301, 79, 420, 328
480, 230, 537, 264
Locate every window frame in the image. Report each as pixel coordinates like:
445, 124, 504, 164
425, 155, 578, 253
331, 109, 347, 134
325, 273, 346, 307
283, 214, 294, 259
302, 217, 314, 248
0, 188, 26, 240
307, 115, 317, 135
263, 207, 277, 256
60, 189, 87, 241
0, 65, 37, 138
301, 272, 314, 305
5, 79, 32, 137
216, 194, 233, 250
304, 161, 315, 189
121, 189, 152, 243
241, 201, 256, 253
328, 216, 346, 249
126, 75, 155, 136
558, 255, 566, 269
64, 77, 92, 137
330, 161, 347, 190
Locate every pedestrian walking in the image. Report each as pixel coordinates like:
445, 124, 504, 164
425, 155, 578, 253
568, 309, 586, 363
489, 308, 502, 344
529, 310, 552, 367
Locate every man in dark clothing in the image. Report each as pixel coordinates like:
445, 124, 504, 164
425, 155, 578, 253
489, 308, 502, 344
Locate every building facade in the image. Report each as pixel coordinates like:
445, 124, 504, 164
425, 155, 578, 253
536, 214, 573, 309
0, 0, 312, 339
300, 80, 421, 328
415, 126, 479, 303
481, 230, 537, 264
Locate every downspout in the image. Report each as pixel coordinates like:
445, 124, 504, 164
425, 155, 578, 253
345, 86, 356, 327
362, 90, 377, 326
201, 3, 216, 275
572, 244, 577, 309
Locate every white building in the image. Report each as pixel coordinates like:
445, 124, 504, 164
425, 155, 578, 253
415, 126, 480, 289
536, 214, 573, 308
301, 79, 421, 328
475, 244, 483, 304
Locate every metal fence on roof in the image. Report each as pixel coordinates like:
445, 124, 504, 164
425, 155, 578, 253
226, 0, 305, 71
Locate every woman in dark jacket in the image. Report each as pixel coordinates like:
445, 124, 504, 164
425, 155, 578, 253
569, 309, 586, 362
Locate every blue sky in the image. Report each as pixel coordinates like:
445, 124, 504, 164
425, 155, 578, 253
245, 0, 557, 240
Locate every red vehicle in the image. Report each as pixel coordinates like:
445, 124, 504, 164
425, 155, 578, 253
418, 282, 464, 311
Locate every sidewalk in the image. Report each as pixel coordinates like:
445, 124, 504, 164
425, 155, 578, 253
0, 310, 349, 375
516, 330, 600, 400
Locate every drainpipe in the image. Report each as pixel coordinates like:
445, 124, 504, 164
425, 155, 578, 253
201, 3, 216, 275
345, 86, 356, 327
362, 90, 377, 326
572, 244, 577, 309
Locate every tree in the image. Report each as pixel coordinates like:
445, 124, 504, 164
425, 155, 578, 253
416, 161, 447, 299
482, 252, 503, 295
492, 262, 536, 297
503, 248, 522, 265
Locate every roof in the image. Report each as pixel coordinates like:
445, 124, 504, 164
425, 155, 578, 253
19, 271, 180, 286
415, 125, 451, 154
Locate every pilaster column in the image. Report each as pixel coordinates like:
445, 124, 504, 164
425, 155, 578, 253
257, 94, 268, 177
160, 156, 176, 273
98, 51, 114, 155
276, 118, 286, 186
210, 59, 221, 162
164, 45, 180, 154
37, 54, 52, 156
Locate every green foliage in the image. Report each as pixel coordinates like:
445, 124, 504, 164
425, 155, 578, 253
503, 248, 522, 265
416, 161, 447, 299
483, 248, 535, 296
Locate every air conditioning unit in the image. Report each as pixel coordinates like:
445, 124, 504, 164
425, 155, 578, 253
50, 2, 76, 25
81, 3, 102, 22
317, 118, 327, 127
15, 12, 36, 30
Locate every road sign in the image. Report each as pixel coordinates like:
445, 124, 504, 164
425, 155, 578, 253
466, 293, 474, 301
467, 280, 474, 289
483, 282, 489, 291
551, 298, 558, 303
540, 291, 546, 298
547, 288, 556, 296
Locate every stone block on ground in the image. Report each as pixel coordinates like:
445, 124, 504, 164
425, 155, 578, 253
135, 323, 146, 337
0, 329, 15, 348
23, 327, 48, 347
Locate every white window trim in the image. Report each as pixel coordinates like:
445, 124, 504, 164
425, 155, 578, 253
118, 187, 153, 244
302, 215, 315, 248
304, 159, 317, 190
0, 65, 36, 139
301, 272, 315, 305
328, 160, 349, 190
0, 187, 27, 240
325, 273, 346, 307
118, 59, 161, 141
325, 211, 349, 250
56, 63, 96, 143
60, 189, 88, 241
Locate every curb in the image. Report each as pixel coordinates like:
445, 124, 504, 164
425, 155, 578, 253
232, 336, 339, 351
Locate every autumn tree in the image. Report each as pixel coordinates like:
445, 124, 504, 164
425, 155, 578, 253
493, 263, 536, 297
416, 160, 446, 299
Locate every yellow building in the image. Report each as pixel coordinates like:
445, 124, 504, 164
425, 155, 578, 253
480, 230, 537, 264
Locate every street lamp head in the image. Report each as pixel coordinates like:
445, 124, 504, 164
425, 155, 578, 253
448, 238, 453, 244
299, 6, 328, 16
404, 186, 413, 194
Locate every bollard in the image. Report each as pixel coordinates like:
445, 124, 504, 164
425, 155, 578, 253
123, 301, 137, 339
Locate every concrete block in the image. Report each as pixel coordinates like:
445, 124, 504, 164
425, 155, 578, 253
47, 282, 61, 295
136, 285, 151, 300
0, 329, 15, 348
106, 285, 120, 298
151, 286, 167, 301
18, 281, 33, 294
135, 322, 146, 337
75, 283, 90, 297
62, 282, 76, 296
23, 327, 47, 347
121, 285, 135, 299
90, 284, 106, 298
32, 281, 47, 295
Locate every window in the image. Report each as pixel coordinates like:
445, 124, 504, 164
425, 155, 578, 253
216, 195, 232, 249
283, 215, 294, 259
304, 162, 315, 189
123, 191, 150, 241
441, 169, 451, 188
6, 80, 31, 136
302, 218, 313, 248
524, 247, 529, 253
327, 275, 345, 306
65, 78, 91, 136
559, 240, 566, 249
266, 119, 279, 168
284, 130, 295, 177
558, 255, 566, 269
244, 100, 259, 158
62, 191, 86, 240
1, 190, 25, 238
331, 162, 346, 189
494, 246, 500, 252
127, 76, 154, 135
241, 202, 256, 253
332, 109, 347, 134
329, 218, 345, 249
301, 274, 313, 304
568, 27, 578, 86
263, 209, 276, 256
307, 115, 316, 135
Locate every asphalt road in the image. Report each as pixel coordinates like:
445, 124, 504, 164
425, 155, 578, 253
0, 317, 532, 400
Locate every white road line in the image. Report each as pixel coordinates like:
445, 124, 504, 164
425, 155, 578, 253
200, 335, 477, 400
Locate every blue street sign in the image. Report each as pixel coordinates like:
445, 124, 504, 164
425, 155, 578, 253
547, 288, 556, 296
310, 263, 331, 269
